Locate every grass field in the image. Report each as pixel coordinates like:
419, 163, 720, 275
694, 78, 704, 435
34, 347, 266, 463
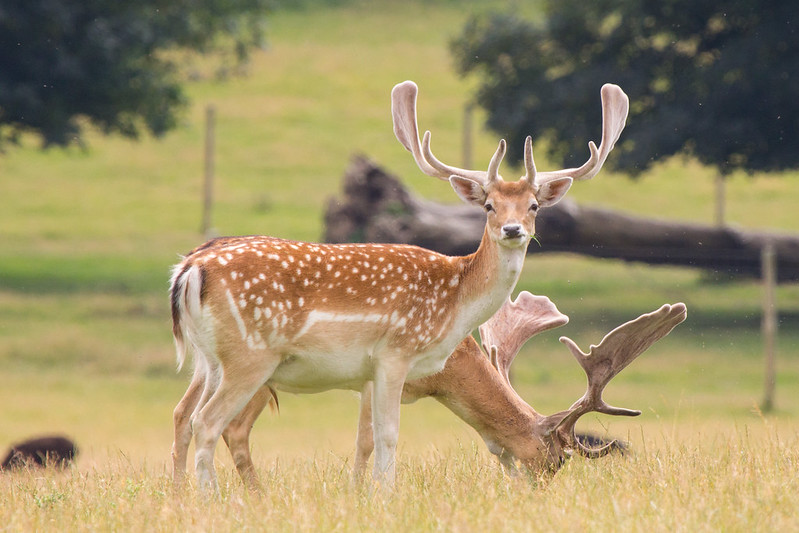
1, 0, 799, 530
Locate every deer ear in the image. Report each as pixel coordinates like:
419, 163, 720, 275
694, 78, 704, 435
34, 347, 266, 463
450, 176, 487, 206
536, 177, 573, 207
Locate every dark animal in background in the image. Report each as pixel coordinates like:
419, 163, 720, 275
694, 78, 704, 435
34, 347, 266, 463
575, 433, 628, 455
1, 435, 78, 470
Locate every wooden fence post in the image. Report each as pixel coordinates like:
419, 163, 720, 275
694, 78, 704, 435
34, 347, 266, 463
201, 104, 216, 237
761, 240, 777, 412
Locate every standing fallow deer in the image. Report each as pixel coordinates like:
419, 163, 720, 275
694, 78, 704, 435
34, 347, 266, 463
171, 293, 686, 490
170, 80, 629, 491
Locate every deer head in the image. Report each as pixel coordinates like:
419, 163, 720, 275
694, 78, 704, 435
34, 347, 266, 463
479, 299, 687, 471
391, 80, 629, 248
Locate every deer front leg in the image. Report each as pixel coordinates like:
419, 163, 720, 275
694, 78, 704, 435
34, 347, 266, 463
353, 382, 375, 483
371, 358, 410, 489
221, 385, 273, 492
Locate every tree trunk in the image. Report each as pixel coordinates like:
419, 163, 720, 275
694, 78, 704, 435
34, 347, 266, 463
324, 155, 799, 282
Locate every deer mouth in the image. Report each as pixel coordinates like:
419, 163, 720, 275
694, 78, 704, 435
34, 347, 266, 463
498, 230, 529, 248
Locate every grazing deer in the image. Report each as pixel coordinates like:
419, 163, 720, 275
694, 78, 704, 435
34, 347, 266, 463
358, 296, 687, 476
170, 80, 629, 491
171, 293, 686, 490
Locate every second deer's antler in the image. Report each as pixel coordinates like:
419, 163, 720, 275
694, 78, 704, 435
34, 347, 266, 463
541, 303, 688, 458
478, 291, 569, 387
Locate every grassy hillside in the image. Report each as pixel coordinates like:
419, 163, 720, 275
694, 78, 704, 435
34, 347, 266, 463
0, 1, 798, 528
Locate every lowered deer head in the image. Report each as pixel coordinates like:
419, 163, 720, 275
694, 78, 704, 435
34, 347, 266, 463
536, 302, 688, 465
170, 80, 629, 492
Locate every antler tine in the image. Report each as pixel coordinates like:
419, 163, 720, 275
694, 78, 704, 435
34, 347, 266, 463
487, 139, 506, 184
419, 131, 494, 185
391, 81, 445, 179
543, 303, 687, 456
478, 291, 569, 386
521, 136, 536, 182
392, 80, 490, 184
534, 83, 629, 186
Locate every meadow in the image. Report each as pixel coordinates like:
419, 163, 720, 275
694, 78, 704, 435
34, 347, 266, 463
1, 0, 798, 530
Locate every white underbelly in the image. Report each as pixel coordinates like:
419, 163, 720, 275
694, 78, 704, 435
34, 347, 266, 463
264, 312, 464, 393
269, 349, 372, 394
269, 350, 451, 395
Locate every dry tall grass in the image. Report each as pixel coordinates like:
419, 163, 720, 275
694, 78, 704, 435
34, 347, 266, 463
2, 423, 797, 531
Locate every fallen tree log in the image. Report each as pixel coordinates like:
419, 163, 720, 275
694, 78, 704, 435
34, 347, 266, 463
324, 155, 799, 282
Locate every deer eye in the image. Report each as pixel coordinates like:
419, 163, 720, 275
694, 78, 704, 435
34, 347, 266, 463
529, 203, 539, 213
484, 202, 495, 213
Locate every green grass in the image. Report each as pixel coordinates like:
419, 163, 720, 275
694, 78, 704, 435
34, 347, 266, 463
1, 0, 799, 529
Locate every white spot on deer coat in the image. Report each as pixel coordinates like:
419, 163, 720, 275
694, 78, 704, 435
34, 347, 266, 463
247, 331, 266, 350
225, 289, 249, 342
294, 310, 388, 339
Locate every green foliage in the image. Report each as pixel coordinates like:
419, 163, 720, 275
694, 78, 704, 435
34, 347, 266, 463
0, 0, 272, 148
451, 0, 799, 175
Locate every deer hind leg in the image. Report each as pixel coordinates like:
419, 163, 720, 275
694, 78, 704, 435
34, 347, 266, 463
353, 381, 375, 483
221, 385, 274, 491
192, 353, 280, 494
172, 362, 206, 488
190, 355, 222, 426
371, 357, 410, 489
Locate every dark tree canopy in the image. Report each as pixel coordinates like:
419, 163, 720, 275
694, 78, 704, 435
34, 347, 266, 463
0, 0, 271, 148
451, 0, 799, 176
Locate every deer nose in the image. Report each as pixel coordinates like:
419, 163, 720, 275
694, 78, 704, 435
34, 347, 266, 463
502, 224, 524, 239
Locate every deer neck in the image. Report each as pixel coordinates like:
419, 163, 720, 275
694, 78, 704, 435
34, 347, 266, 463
454, 227, 528, 333
409, 340, 541, 457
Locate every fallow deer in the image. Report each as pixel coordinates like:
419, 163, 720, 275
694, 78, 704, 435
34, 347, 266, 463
171, 293, 686, 490
170, 80, 629, 491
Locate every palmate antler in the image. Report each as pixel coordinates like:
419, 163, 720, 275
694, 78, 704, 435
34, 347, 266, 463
477, 298, 687, 469
540, 303, 688, 458
478, 291, 569, 387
